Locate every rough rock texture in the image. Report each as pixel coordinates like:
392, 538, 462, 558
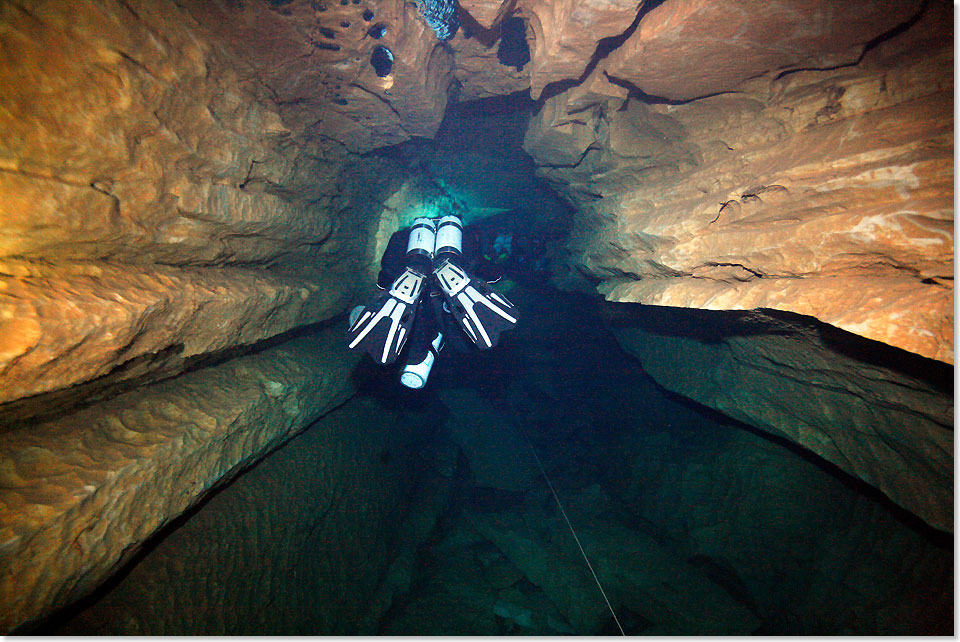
603, 0, 923, 102
611, 398, 953, 634
177, 0, 455, 154
520, 0, 639, 99
1, 0, 953, 635
0, 261, 349, 407
1, 0, 546, 413
0, 0, 410, 412
449, 31, 531, 101
0, 1, 548, 631
524, 1, 953, 364
0, 326, 359, 633
610, 305, 952, 531
43, 395, 454, 635
459, 0, 515, 30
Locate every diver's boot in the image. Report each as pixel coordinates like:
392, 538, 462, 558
432, 214, 518, 349
347, 218, 436, 364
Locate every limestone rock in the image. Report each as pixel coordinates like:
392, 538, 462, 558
0, 326, 359, 633
0, 0, 418, 412
0, 0, 354, 265
449, 30, 531, 101
42, 395, 451, 635
522, 91, 600, 166
178, 0, 455, 152
520, 0, 640, 99
604, 0, 924, 101
459, 0, 514, 30
0, 261, 355, 408
528, 11, 953, 363
611, 306, 952, 532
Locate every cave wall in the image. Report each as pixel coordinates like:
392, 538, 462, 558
0, 0, 953, 633
0, 0, 487, 631
42, 395, 457, 635
522, 0, 952, 364
1, 326, 362, 632
609, 306, 952, 531
0, 0, 537, 412
498, 0, 953, 532
0, 0, 388, 408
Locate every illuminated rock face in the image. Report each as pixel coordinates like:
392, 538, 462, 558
602, 0, 924, 102
609, 306, 953, 532
516, 0, 952, 531
0, 0, 474, 633
524, 2, 952, 364
0, 328, 360, 632
0, 0, 535, 407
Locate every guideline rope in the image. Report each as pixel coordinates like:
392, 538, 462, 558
513, 410, 626, 636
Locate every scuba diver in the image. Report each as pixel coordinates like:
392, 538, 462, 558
346, 214, 518, 389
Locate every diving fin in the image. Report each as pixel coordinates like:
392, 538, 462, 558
433, 258, 518, 349
347, 267, 426, 364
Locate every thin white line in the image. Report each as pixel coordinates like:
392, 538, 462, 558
515, 414, 626, 635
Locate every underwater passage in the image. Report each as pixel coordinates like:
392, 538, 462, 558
30, 278, 954, 635
0, 0, 952, 636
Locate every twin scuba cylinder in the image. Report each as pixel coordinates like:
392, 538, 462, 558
399, 215, 463, 389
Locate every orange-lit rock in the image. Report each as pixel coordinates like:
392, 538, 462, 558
521, 0, 639, 99
0, 0, 954, 634
460, 0, 514, 30
449, 30, 531, 101
528, 10, 953, 363
0, 0, 522, 630
0, 327, 358, 633
0, 0, 429, 409
604, 0, 924, 101
0, 261, 355, 406
177, 0, 456, 152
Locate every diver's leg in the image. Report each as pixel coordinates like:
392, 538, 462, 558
399, 296, 443, 389
347, 218, 437, 364
432, 214, 518, 349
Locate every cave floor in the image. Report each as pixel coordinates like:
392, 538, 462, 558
366, 281, 953, 636
35, 280, 953, 636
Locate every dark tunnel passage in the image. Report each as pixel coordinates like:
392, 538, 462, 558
34, 263, 953, 635
20, 78, 955, 638
4, 12, 953, 632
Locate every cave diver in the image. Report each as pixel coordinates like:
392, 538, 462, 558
346, 213, 518, 389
